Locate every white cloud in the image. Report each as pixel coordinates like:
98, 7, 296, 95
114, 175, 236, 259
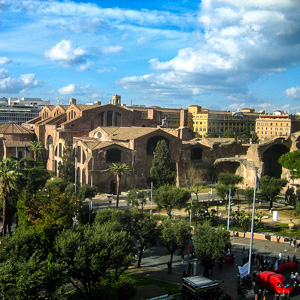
119, 0, 300, 104
97, 67, 116, 74
285, 86, 300, 100
45, 40, 87, 67
137, 37, 146, 45
76, 62, 91, 72
0, 56, 12, 65
101, 45, 123, 54
58, 83, 102, 98
0, 68, 42, 93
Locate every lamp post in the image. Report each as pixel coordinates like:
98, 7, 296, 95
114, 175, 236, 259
248, 168, 258, 275
227, 188, 232, 231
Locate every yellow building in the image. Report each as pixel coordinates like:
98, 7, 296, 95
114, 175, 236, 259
188, 105, 258, 136
256, 111, 300, 140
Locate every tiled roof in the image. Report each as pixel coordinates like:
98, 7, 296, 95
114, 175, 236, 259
100, 126, 160, 141
0, 123, 33, 134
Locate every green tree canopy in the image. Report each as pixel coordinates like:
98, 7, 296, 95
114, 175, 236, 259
126, 188, 147, 211
58, 137, 75, 182
193, 221, 230, 277
159, 218, 191, 273
0, 158, 22, 236
149, 140, 176, 187
29, 141, 45, 162
54, 222, 134, 298
109, 163, 131, 208
216, 172, 243, 202
244, 187, 254, 211
278, 150, 300, 179
153, 185, 191, 217
259, 175, 288, 210
0, 227, 66, 300
17, 186, 77, 240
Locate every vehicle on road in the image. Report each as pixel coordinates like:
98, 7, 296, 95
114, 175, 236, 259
181, 275, 222, 299
256, 271, 294, 296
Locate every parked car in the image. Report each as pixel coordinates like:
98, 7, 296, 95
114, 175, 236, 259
256, 271, 294, 296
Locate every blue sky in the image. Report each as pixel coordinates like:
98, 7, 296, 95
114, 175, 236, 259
1, 0, 300, 113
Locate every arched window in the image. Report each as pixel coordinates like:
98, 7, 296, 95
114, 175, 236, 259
191, 148, 202, 160
82, 169, 86, 185
59, 143, 63, 157
98, 112, 104, 126
115, 112, 122, 126
47, 135, 53, 147
82, 150, 86, 164
106, 148, 121, 162
107, 110, 113, 126
77, 146, 81, 163
147, 136, 169, 155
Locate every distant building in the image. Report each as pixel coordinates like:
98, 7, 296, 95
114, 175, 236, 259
256, 111, 300, 141
188, 105, 259, 136
0, 97, 50, 125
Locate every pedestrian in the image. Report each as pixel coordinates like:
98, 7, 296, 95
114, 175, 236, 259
277, 235, 280, 243
279, 252, 282, 261
181, 252, 184, 263
287, 255, 290, 262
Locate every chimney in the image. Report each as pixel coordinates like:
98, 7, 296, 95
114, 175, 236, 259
112, 94, 121, 106
93, 101, 101, 105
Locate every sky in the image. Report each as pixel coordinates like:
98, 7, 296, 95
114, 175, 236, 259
1, 0, 300, 113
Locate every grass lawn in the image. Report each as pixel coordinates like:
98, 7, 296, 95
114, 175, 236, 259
121, 273, 182, 295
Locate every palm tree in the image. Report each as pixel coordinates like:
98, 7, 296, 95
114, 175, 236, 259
109, 163, 131, 208
29, 141, 44, 161
0, 158, 21, 236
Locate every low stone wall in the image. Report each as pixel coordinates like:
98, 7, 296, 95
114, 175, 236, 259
230, 231, 295, 244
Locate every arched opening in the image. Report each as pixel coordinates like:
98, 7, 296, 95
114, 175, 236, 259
82, 169, 86, 185
115, 112, 122, 126
262, 144, 290, 178
147, 136, 170, 155
106, 148, 121, 162
191, 148, 202, 160
98, 112, 104, 126
59, 143, 63, 157
47, 135, 53, 149
76, 167, 80, 185
107, 111, 113, 126
216, 162, 241, 174
54, 160, 58, 176
82, 150, 86, 164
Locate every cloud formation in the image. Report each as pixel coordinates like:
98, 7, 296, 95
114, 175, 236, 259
119, 0, 300, 104
0, 57, 12, 65
45, 40, 87, 67
0, 68, 42, 93
58, 83, 102, 99
285, 86, 300, 100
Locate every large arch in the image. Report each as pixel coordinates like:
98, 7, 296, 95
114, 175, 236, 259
262, 144, 290, 178
147, 136, 170, 155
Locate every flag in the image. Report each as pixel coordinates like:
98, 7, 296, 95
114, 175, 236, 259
238, 262, 249, 279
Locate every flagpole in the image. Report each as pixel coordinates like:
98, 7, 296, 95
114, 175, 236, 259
248, 167, 258, 275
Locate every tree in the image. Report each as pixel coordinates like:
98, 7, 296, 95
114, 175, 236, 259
153, 185, 191, 217
54, 222, 134, 299
58, 137, 75, 182
244, 187, 254, 211
259, 175, 288, 210
0, 158, 21, 236
126, 189, 147, 211
17, 186, 77, 239
29, 141, 44, 162
216, 172, 243, 208
193, 221, 230, 277
149, 140, 175, 187
133, 213, 159, 268
278, 150, 300, 180
109, 163, 131, 208
0, 227, 66, 300
159, 218, 191, 273
180, 163, 204, 192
